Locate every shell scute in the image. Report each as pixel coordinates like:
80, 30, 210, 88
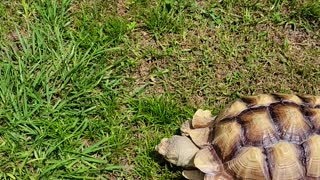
299, 95, 320, 107
238, 107, 279, 146
272, 93, 304, 104
215, 100, 247, 122
270, 103, 312, 143
212, 120, 242, 161
226, 147, 270, 180
241, 94, 277, 107
267, 142, 305, 180
305, 108, 320, 133
304, 134, 320, 178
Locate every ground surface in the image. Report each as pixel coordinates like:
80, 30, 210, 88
0, 0, 319, 179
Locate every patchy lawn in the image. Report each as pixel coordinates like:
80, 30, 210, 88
0, 0, 319, 179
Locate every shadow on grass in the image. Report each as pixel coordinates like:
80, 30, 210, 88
149, 125, 195, 179
149, 148, 186, 179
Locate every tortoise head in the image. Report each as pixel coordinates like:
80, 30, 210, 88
156, 109, 233, 179
156, 135, 232, 179
155, 135, 199, 167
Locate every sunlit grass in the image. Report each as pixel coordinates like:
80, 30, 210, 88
0, 0, 319, 179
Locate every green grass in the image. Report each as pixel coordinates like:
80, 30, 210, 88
142, 1, 187, 37
0, 0, 319, 179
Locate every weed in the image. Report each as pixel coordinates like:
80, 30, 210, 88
294, 0, 320, 30
143, 1, 185, 36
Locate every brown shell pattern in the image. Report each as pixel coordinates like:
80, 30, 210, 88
212, 94, 320, 179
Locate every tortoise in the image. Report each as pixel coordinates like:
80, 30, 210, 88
156, 94, 320, 180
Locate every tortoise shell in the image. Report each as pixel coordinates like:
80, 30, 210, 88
156, 94, 320, 180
